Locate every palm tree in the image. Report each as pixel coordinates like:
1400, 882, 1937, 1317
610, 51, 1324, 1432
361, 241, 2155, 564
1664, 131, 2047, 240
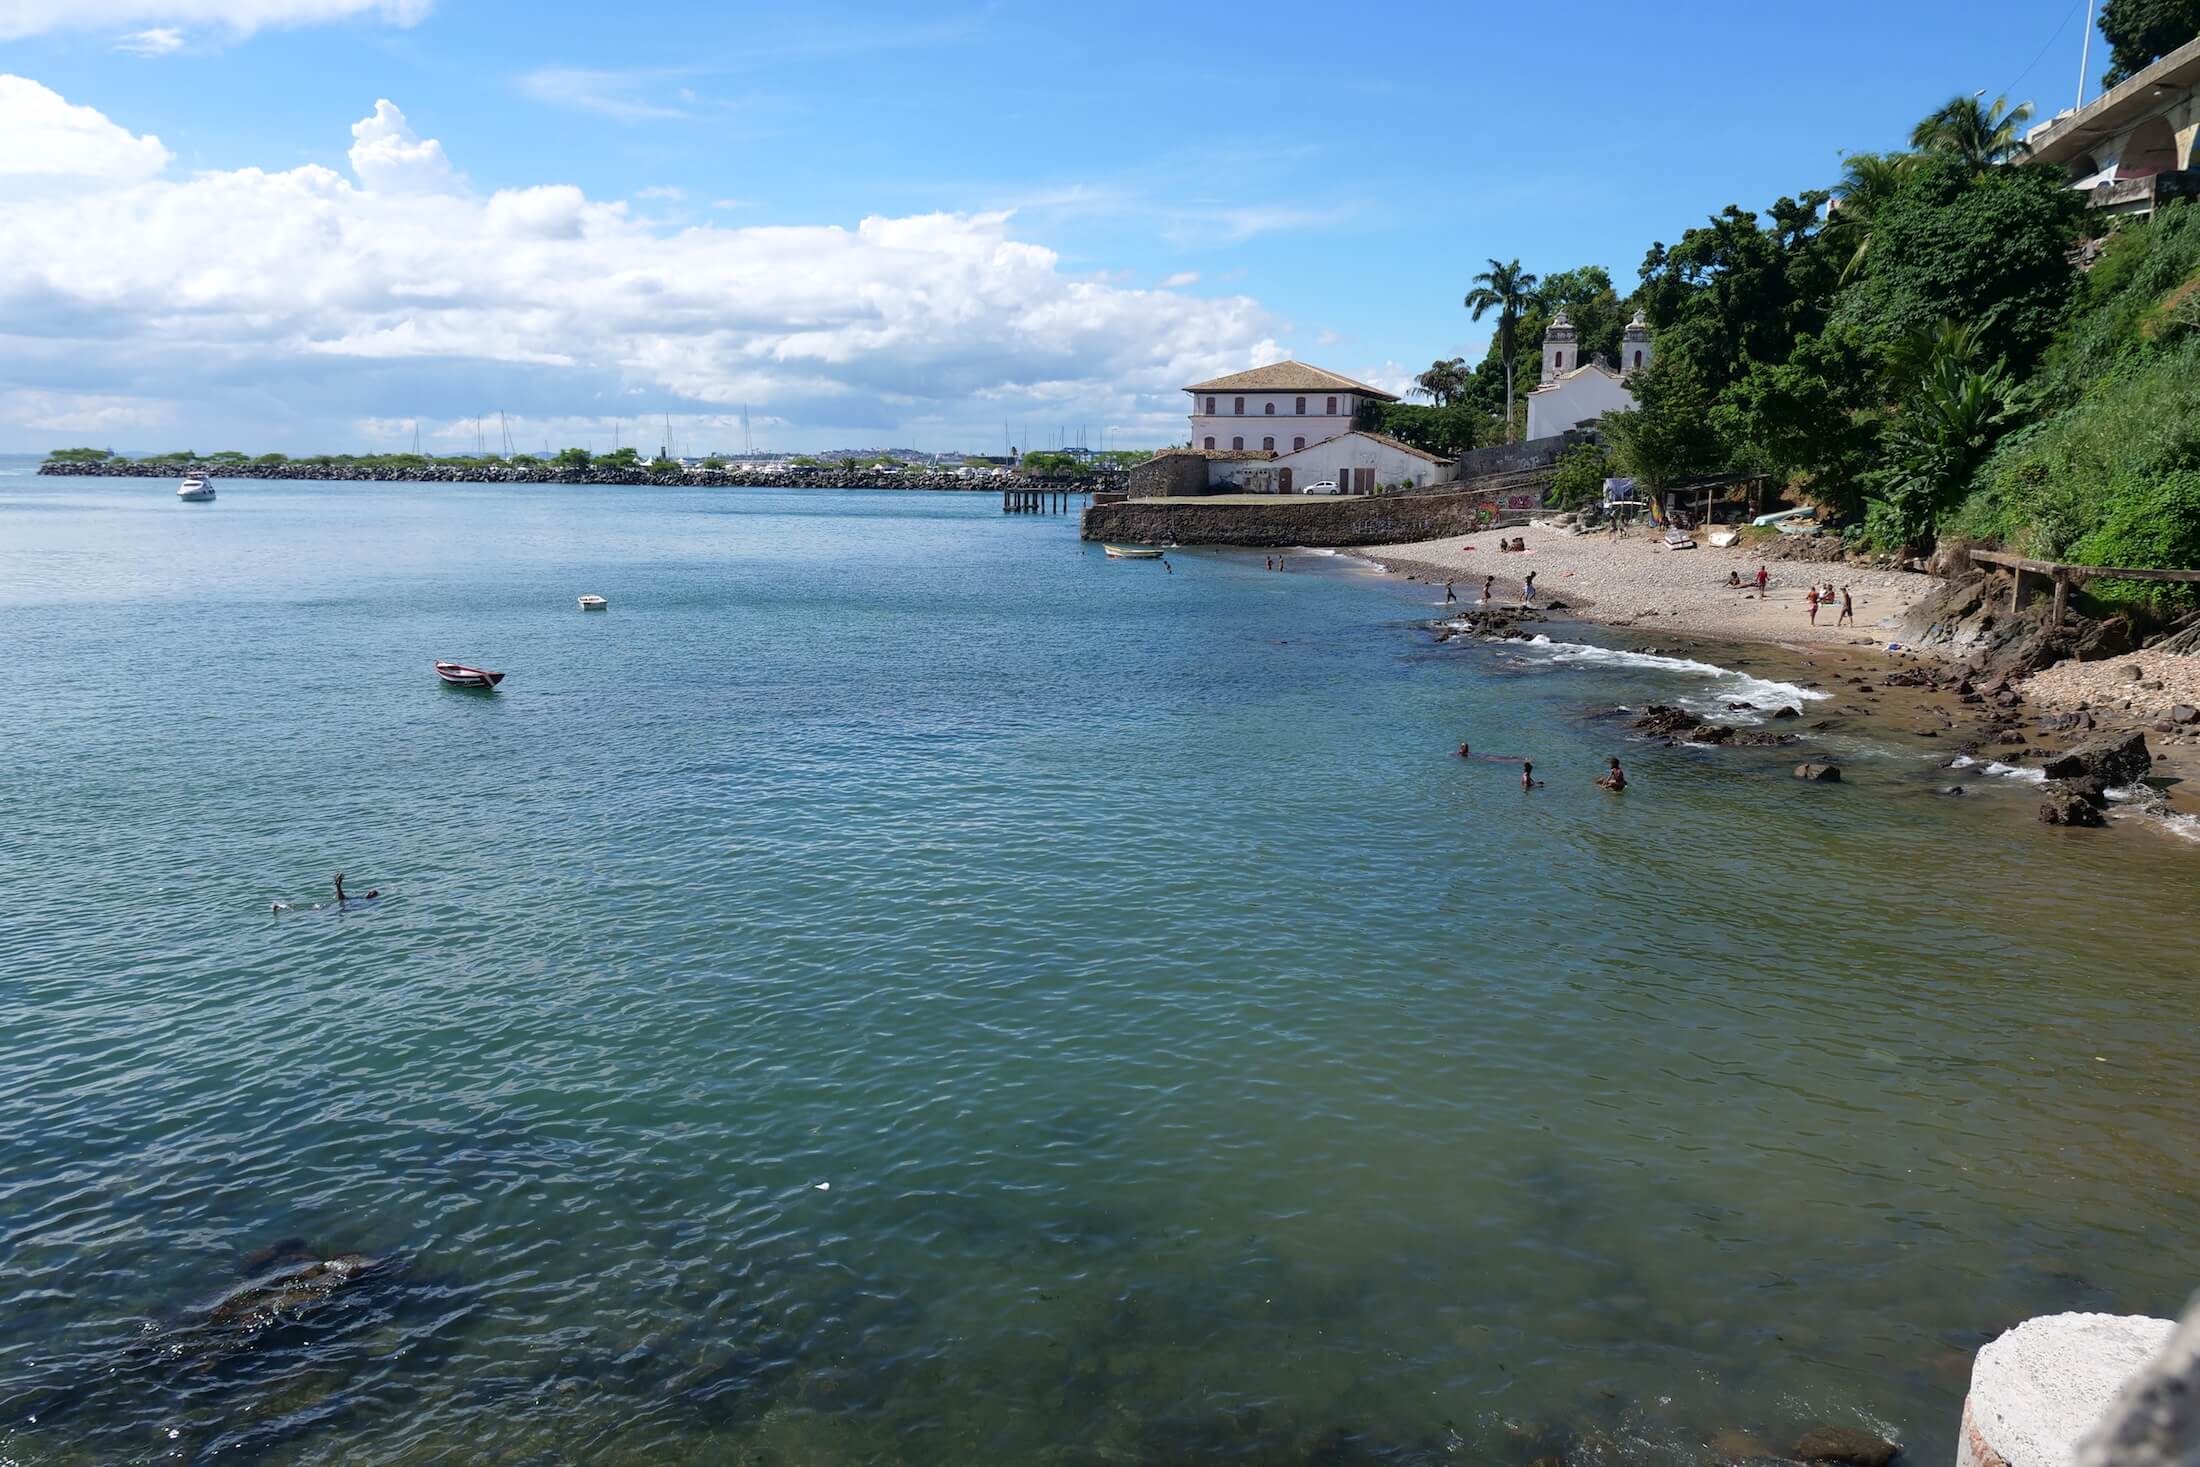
1465, 258, 1538, 442
1909, 93, 2034, 175
1825, 151, 1915, 285
1414, 356, 1468, 407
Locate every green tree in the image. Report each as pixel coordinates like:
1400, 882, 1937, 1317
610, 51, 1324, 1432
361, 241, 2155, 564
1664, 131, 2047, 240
1413, 357, 1469, 407
2100, 0, 2200, 85
1865, 321, 2028, 552
1548, 441, 1614, 510
554, 447, 593, 469
1825, 152, 1915, 285
252, 453, 289, 465
600, 447, 642, 469
47, 447, 111, 463
1598, 353, 1724, 490
1714, 325, 1883, 512
1358, 402, 1480, 457
1909, 93, 2034, 175
647, 456, 683, 475
700, 455, 727, 469
1465, 258, 1539, 442
1636, 194, 1837, 399
1830, 151, 2080, 375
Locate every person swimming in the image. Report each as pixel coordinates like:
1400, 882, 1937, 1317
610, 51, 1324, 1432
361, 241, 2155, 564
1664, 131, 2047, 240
1457, 741, 1471, 759
333, 872, 379, 904
1521, 761, 1542, 790
1596, 757, 1626, 791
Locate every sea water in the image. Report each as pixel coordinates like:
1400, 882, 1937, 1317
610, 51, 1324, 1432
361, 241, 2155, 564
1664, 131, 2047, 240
1, 472, 2196, 1465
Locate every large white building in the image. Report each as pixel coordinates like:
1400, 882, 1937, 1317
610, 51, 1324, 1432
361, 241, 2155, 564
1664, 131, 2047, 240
1213, 430, 1452, 495
1523, 309, 1652, 440
1183, 361, 1397, 454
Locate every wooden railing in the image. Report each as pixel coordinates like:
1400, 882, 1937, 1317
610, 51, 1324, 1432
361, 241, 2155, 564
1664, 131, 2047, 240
1966, 548, 2200, 624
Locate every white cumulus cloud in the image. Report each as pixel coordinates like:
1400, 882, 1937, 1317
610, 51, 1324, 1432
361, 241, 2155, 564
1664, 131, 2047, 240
348, 99, 460, 194
0, 0, 430, 42
0, 74, 172, 187
0, 83, 1279, 449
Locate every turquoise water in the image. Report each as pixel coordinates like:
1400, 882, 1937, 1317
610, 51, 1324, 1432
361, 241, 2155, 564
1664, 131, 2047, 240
2, 472, 2196, 1466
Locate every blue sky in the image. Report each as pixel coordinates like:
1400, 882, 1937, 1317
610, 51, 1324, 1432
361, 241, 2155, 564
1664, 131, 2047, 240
0, 0, 2109, 454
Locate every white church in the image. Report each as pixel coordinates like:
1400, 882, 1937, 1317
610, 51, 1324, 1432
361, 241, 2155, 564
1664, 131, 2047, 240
1523, 308, 1653, 441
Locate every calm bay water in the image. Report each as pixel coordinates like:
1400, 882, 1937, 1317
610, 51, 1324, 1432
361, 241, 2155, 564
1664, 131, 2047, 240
2, 470, 2196, 1466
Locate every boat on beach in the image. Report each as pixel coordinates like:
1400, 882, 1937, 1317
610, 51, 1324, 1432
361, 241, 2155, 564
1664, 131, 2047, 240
434, 661, 505, 689
177, 475, 215, 502
577, 594, 608, 610
1103, 544, 1164, 559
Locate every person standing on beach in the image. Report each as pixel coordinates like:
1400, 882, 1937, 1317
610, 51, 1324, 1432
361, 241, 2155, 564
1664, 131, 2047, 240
1523, 570, 1537, 602
1754, 565, 1769, 598
1444, 580, 1457, 603
1838, 586, 1854, 626
1482, 576, 1495, 606
1806, 586, 1820, 625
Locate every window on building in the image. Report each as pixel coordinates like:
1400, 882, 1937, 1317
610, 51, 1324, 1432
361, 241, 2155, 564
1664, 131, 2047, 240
1264, 401, 1274, 415
1632, 350, 1643, 369
1293, 436, 1305, 451
1205, 397, 1216, 415
1233, 397, 1244, 415
1203, 436, 1215, 449
1262, 436, 1274, 450
1232, 435, 1243, 450
1555, 353, 1564, 370
1325, 396, 1337, 415
1295, 397, 1306, 415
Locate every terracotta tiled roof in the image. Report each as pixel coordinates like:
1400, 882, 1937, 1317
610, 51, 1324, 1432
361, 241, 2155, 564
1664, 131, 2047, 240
1183, 361, 1399, 400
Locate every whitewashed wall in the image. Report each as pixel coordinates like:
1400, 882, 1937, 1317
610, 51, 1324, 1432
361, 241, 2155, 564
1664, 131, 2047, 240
1526, 371, 1636, 440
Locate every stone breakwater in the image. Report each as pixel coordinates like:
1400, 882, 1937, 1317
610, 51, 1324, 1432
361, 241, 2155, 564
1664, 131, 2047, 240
40, 460, 1125, 494
1079, 485, 1500, 547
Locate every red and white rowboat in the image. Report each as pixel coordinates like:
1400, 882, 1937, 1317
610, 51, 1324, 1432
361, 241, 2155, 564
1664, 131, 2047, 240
434, 661, 505, 689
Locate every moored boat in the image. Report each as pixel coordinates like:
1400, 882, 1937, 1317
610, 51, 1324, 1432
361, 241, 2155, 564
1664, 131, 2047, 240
1103, 544, 1164, 559
177, 475, 215, 502
434, 661, 505, 689
577, 594, 608, 610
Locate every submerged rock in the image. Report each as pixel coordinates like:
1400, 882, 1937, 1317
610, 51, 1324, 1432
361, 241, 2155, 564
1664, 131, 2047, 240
1794, 763, 1842, 782
156, 1250, 385, 1368
2039, 783, 2108, 827
1792, 1424, 1899, 1467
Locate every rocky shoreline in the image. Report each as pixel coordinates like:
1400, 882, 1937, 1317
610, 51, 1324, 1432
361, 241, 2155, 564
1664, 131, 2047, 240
1425, 586, 2199, 841
39, 459, 1124, 493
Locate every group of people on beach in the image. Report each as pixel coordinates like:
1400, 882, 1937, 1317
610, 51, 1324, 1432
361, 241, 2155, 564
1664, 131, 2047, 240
1727, 566, 1854, 625
1458, 742, 1625, 793
1806, 581, 1853, 626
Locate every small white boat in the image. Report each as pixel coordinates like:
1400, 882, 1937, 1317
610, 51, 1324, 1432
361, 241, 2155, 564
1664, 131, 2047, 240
434, 661, 505, 689
577, 594, 609, 610
177, 475, 215, 502
1103, 544, 1164, 560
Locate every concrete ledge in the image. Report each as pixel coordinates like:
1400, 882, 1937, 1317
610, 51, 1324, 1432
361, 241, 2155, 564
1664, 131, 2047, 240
1960, 1312, 2175, 1467
1079, 484, 1504, 548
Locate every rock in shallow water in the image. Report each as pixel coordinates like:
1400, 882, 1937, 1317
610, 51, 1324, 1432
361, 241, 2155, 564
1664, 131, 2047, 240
1792, 1423, 1900, 1466
2038, 783, 2107, 827
2040, 731, 2151, 786
1794, 763, 1841, 782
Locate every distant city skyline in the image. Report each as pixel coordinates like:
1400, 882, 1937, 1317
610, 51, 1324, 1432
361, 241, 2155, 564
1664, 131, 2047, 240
0, 0, 2115, 453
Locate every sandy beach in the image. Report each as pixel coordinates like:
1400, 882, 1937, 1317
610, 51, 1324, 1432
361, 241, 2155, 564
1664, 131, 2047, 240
1358, 523, 1938, 649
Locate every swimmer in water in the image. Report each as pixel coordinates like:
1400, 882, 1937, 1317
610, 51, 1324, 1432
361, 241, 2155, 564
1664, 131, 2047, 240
1521, 761, 1542, 790
1457, 741, 1471, 759
1596, 757, 1626, 791
333, 872, 379, 904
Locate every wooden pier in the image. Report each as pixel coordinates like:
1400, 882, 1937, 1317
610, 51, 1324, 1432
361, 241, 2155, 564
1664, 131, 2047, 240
1968, 548, 2200, 626
1003, 486, 1078, 514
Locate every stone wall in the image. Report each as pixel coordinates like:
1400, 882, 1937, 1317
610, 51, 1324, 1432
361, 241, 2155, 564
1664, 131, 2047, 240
1125, 452, 1216, 499
1450, 430, 1590, 481
1080, 484, 1501, 547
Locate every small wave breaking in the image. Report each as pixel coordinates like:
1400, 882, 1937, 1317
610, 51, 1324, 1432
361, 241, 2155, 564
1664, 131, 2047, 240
1507, 635, 1829, 720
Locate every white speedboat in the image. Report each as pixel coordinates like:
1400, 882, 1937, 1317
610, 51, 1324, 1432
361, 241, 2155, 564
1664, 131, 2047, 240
577, 594, 608, 610
177, 474, 215, 502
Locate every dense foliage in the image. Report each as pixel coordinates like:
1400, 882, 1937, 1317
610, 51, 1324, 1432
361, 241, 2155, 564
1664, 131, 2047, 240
1455, 44, 2200, 590
1356, 401, 1481, 457
2100, 0, 2200, 84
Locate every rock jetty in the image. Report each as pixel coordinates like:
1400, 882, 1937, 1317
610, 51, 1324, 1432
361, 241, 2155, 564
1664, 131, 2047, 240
41, 459, 1123, 494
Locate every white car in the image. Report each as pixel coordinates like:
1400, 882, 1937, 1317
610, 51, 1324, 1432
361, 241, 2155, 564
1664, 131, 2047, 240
1301, 479, 1341, 495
